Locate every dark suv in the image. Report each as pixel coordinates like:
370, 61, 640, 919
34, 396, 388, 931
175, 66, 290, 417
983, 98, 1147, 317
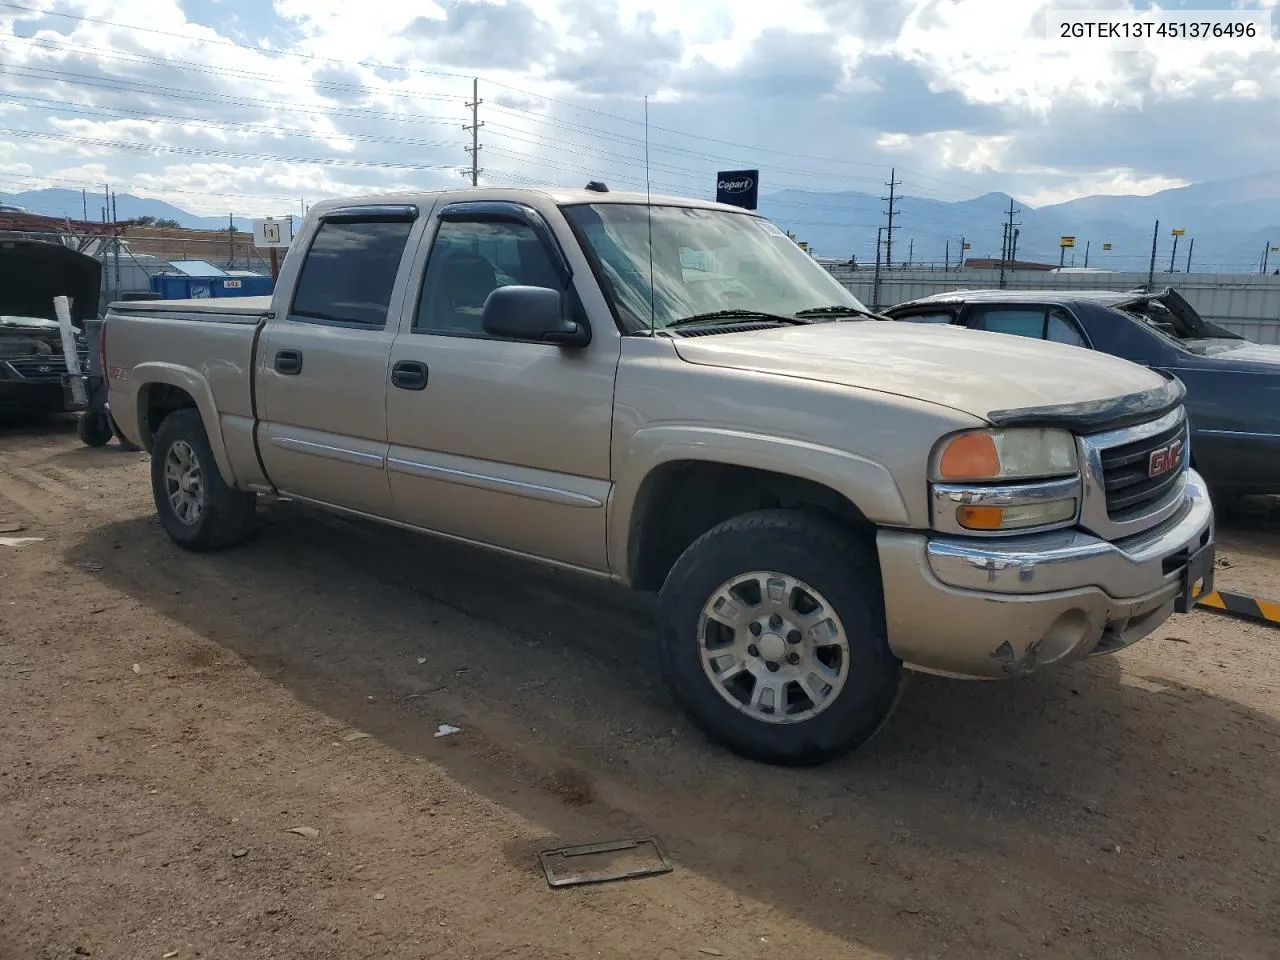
0, 239, 98, 416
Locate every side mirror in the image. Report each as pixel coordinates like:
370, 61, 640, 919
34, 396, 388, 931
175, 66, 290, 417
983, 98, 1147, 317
481, 285, 590, 347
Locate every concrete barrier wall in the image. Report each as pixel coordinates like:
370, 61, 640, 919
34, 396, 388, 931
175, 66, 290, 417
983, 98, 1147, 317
821, 266, 1280, 345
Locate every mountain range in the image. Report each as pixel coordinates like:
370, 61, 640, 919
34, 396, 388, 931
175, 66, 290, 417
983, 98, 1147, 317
4, 171, 1279, 273
757, 172, 1280, 273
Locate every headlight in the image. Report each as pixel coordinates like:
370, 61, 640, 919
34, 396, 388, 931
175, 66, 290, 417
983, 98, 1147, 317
932, 428, 1078, 482
930, 428, 1081, 535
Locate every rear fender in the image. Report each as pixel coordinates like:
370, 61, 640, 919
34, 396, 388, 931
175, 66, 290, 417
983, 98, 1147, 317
130, 362, 238, 487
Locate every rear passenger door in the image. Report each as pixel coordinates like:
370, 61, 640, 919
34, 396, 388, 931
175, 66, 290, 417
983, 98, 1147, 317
964, 304, 1091, 348
255, 205, 422, 517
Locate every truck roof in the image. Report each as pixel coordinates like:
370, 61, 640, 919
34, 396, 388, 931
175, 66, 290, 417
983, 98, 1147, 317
308, 186, 753, 217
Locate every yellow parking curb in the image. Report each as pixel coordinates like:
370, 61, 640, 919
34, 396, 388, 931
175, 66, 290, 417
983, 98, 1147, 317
1196, 591, 1280, 628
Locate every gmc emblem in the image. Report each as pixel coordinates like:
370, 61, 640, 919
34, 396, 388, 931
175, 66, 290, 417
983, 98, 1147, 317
1148, 438, 1185, 478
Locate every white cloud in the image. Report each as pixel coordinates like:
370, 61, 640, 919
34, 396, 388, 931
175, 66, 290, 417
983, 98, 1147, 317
0, 0, 1277, 221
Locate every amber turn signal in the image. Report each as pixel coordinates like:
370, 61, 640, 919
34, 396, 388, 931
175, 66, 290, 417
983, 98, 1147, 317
956, 505, 1005, 530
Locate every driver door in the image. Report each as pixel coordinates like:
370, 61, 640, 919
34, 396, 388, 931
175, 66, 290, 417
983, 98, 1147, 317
384, 200, 620, 571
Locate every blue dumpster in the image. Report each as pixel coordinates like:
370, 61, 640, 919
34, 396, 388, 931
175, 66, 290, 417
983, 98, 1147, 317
149, 269, 273, 300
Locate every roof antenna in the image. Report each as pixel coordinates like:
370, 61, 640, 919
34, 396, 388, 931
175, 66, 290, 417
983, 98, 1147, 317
644, 94, 656, 336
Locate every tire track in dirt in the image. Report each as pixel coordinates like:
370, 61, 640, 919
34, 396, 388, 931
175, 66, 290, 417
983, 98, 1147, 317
3, 425, 1279, 960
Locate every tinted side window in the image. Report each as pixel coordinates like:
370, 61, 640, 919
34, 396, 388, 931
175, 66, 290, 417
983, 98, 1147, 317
895, 310, 957, 324
969, 307, 1047, 339
291, 219, 415, 328
1045, 309, 1088, 347
415, 219, 562, 336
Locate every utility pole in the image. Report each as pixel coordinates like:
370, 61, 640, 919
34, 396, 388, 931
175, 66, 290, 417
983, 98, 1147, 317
229, 213, 235, 269
958, 236, 965, 272
881, 168, 901, 270
872, 226, 884, 310
906, 238, 913, 267
1147, 220, 1159, 290
103, 183, 109, 225
1263, 242, 1272, 275
1010, 227, 1020, 262
81, 189, 87, 221
111, 191, 121, 302
1084, 240, 1090, 268
999, 199, 1019, 289
464, 77, 483, 187
944, 240, 950, 272
1169, 230, 1180, 273
1185, 238, 1194, 273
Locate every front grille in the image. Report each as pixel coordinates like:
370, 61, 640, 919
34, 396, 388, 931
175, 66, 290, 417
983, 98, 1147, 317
1099, 418, 1188, 520
6, 351, 88, 380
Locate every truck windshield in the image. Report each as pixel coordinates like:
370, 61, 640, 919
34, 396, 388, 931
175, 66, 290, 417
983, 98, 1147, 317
561, 202, 870, 330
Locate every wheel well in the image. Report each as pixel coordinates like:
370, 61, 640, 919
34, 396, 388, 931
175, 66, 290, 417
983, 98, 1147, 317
139, 383, 198, 451
628, 461, 875, 592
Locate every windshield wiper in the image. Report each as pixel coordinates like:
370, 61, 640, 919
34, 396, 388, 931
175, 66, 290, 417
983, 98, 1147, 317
665, 309, 813, 329
793, 305, 881, 320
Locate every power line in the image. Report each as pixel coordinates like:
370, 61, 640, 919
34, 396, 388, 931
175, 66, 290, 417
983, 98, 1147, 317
0, 125, 462, 173
0, 62, 470, 128
0, 1, 988, 196
0, 92, 459, 151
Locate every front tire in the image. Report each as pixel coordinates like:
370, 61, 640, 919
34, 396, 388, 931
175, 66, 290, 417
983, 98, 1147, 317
150, 408, 256, 551
658, 509, 903, 766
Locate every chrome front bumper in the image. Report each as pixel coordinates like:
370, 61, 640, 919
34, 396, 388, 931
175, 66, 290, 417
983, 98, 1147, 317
877, 470, 1215, 679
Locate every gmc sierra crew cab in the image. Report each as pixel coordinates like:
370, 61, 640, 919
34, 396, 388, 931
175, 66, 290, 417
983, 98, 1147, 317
103, 186, 1216, 766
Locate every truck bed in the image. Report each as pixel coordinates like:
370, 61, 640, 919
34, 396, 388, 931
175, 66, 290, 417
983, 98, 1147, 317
106, 296, 271, 323
104, 297, 266, 465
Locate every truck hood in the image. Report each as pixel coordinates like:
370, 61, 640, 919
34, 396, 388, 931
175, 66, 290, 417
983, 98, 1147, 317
0, 238, 102, 325
671, 321, 1172, 425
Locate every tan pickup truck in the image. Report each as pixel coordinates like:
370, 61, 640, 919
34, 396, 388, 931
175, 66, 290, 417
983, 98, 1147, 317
103, 186, 1215, 766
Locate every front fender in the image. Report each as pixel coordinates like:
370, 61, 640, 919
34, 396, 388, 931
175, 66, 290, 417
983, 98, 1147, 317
127, 362, 239, 488
607, 424, 911, 579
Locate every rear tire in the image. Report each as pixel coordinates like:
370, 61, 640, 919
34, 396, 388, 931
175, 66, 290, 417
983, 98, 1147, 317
76, 409, 113, 447
658, 509, 903, 766
150, 408, 256, 552
109, 411, 140, 451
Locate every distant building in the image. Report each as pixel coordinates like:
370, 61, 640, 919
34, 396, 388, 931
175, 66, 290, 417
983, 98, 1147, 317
962, 257, 1057, 271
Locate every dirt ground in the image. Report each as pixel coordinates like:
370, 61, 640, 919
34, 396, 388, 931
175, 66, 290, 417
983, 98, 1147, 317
1, 416, 1278, 960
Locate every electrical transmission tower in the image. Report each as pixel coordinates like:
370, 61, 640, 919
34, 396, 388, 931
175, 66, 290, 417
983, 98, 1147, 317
882, 168, 901, 268
464, 78, 484, 186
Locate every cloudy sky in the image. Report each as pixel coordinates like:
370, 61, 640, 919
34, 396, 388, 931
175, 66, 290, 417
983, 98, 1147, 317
0, 0, 1277, 220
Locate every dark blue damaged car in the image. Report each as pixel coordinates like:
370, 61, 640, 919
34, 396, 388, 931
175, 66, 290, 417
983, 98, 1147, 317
881, 287, 1280, 496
